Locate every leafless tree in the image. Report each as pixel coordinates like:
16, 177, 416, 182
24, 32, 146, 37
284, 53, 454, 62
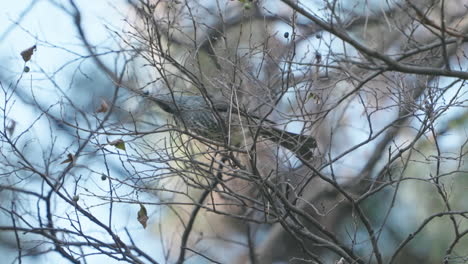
1, 0, 468, 263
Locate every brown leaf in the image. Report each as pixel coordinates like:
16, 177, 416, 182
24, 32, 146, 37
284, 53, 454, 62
60, 153, 76, 165
137, 204, 148, 228
21, 45, 36, 62
107, 138, 126, 151
96, 99, 109, 113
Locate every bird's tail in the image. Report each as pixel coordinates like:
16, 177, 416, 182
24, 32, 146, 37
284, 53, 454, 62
261, 127, 317, 159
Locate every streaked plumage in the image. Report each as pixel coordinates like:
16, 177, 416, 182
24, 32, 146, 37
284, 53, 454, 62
151, 94, 317, 158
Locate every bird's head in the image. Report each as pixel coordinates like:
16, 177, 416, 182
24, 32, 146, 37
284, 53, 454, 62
152, 94, 185, 114
152, 94, 216, 114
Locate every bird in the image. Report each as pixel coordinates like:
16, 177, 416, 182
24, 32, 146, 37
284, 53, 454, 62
150, 93, 317, 159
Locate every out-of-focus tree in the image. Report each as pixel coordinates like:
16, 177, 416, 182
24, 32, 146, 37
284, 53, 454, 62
1, 0, 467, 263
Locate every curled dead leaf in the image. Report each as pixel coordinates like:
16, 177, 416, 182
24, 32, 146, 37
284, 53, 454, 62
21, 45, 36, 62
137, 204, 148, 228
96, 99, 109, 113
60, 153, 76, 165
6, 119, 16, 135
107, 138, 126, 151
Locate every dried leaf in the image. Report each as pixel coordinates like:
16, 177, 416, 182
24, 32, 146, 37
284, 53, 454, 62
60, 153, 75, 164
21, 45, 36, 62
315, 52, 322, 63
307, 93, 321, 104
108, 139, 126, 151
6, 120, 16, 135
116, 141, 126, 150
137, 204, 148, 228
96, 99, 109, 113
